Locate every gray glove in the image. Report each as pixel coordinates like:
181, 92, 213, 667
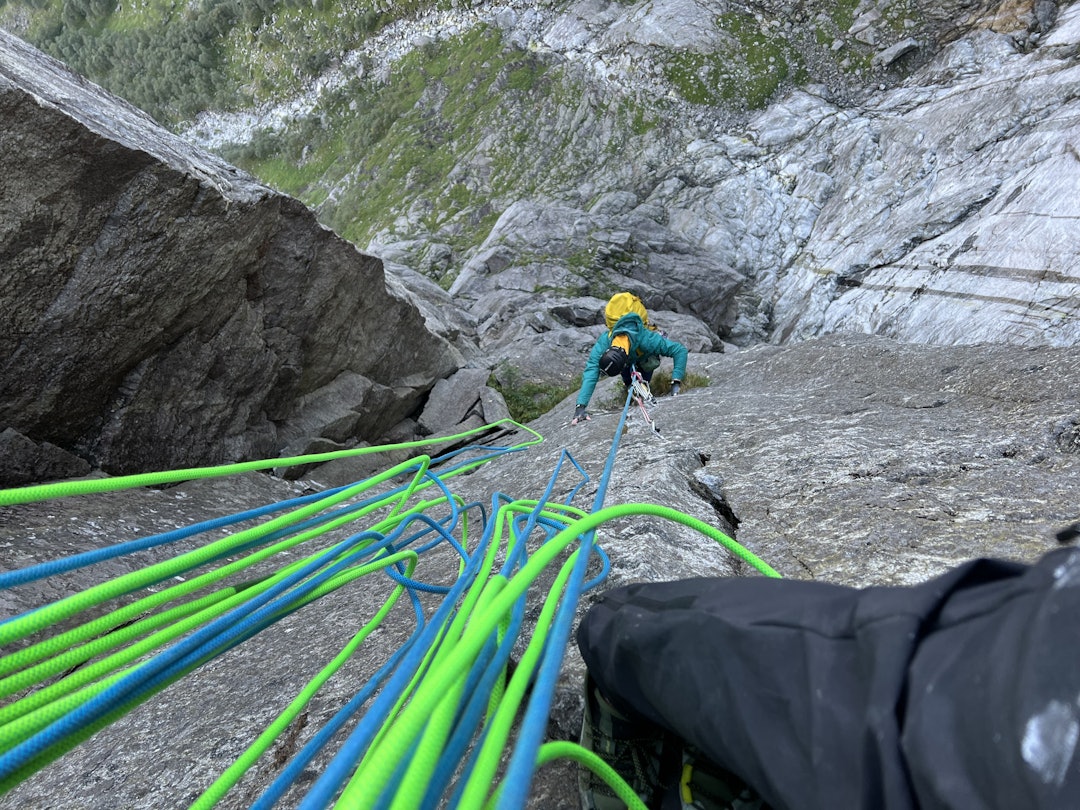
572, 404, 589, 424
670, 381, 681, 397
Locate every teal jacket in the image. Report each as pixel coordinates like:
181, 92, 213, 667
575, 313, 688, 407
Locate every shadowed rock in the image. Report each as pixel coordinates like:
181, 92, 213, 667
0, 30, 463, 482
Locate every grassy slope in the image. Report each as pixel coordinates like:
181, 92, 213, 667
1, 0, 887, 279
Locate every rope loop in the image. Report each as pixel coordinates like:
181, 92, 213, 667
0, 413, 777, 807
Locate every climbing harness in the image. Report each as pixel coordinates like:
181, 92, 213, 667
0, 410, 778, 808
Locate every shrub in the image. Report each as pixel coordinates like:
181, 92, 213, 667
604, 368, 711, 406
648, 368, 710, 395
490, 365, 580, 423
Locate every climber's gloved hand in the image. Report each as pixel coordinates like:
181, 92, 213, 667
572, 404, 590, 425
670, 381, 681, 397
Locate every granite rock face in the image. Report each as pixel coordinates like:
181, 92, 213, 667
3, 334, 1077, 808
1, 1, 1080, 803
764, 17, 1080, 347
0, 30, 465, 482
86, 0, 1072, 395
357, 1, 1080, 372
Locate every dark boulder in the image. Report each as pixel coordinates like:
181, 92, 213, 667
0, 30, 463, 482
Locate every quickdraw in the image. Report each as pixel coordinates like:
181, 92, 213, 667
629, 371, 662, 437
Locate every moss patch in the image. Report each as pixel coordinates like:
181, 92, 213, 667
489, 365, 581, 423
663, 11, 807, 109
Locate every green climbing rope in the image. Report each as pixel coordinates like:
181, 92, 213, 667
0, 413, 778, 809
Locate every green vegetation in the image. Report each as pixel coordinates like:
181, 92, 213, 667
601, 368, 710, 408
4, 0, 465, 123
564, 248, 595, 271
224, 24, 555, 245
506, 63, 544, 92
630, 107, 656, 136
2, 0, 578, 268
811, 0, 889, 75
663, 11, 807, 109
28, 0, 248, 121
490, 365, 580, 423
0, 0, 874, 274
827, 0, 862, 35
650, 369, 710, 396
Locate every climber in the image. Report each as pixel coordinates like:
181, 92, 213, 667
571, 297, 688, 425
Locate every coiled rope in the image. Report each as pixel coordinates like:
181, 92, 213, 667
0, 403, 778, 808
